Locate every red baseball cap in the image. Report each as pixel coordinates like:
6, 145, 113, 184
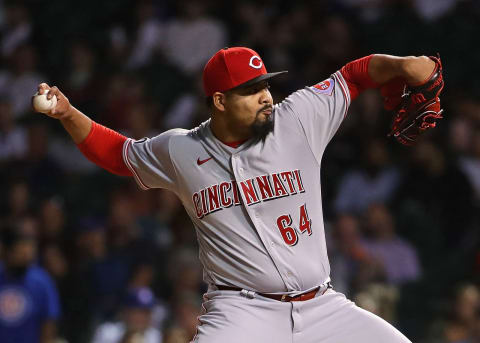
202, 47, 287, 97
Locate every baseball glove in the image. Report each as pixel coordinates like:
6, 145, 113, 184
388, 55, 444, 146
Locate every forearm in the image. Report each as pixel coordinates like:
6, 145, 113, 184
60, 107, 131, 176
59, 105, 92, 144
33, 83, 132, 176
367, 54, 436, 85
62, 111, 132, 176
59, 106, 131, 176
61, 107, 131, 175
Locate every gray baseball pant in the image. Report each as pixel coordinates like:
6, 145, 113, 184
192, 288, 411, 343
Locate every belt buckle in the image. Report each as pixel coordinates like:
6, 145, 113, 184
280, 284, 328, 302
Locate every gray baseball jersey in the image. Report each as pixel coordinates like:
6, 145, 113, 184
123, 71, 350, 295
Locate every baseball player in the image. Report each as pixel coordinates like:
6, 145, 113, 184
34, 46, 443, 342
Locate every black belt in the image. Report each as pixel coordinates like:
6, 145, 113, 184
216, 282, 332, 302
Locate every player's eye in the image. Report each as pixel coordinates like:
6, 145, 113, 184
241, 81, 270, 95
251, 82, 270, 94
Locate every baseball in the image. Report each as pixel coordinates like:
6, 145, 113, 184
32, 90, 57, 113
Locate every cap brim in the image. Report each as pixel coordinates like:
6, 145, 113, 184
232, 71, 288, 91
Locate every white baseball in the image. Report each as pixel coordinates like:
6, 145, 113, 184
32, 90, 57, 113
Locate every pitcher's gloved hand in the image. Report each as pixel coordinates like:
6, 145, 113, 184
388, 55, 444, 146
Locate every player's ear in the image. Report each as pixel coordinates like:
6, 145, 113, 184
212, 92, 227, 112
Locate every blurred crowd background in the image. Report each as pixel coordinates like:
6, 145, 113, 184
0, 0, 479, 342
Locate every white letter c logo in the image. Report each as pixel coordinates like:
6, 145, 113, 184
249, 56, 263, 69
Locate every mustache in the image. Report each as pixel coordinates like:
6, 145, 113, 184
256, 105, 273, 115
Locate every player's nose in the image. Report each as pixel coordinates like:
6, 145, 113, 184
259, 88, 273, 105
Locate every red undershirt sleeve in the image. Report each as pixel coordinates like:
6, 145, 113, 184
340, 55, 380, 101
77, 121, 133, 176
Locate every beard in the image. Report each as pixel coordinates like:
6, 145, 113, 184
251, 106, 274, 142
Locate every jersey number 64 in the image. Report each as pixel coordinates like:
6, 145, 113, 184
276, 204, 312, 246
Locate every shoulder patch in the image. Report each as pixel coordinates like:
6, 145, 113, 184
310, 78, 334, 95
